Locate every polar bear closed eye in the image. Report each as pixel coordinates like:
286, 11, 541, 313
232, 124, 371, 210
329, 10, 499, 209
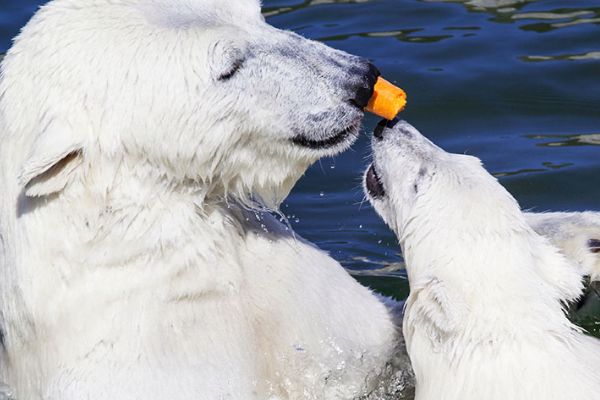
364, 119, 600, 400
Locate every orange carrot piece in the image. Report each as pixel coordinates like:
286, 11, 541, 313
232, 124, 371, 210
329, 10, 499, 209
366, 77, 407, 120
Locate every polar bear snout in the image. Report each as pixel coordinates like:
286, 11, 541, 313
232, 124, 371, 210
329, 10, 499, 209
365, 120, 425, 210
288, 57, 380, 153
347, 63, 380, 110
365, 120, 446, 232
373, 118, 418, 142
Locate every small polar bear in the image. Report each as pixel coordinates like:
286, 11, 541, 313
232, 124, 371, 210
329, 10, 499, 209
364, 119, 600, 400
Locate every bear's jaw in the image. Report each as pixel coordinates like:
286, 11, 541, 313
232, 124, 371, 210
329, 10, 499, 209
291, 123, 360, 152
365, 164, 386, 199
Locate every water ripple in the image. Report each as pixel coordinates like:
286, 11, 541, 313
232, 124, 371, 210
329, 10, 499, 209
526, 133, 600, 147
263, 0, 373, 17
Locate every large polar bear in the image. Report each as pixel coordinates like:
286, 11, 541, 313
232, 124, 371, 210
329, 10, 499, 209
0, 0, 599, 399
0, 1, 401, 399
364, 119, 600, 400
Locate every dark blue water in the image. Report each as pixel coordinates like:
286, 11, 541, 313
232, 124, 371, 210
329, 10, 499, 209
1, 1, 599, 322
264, 0, 600, 304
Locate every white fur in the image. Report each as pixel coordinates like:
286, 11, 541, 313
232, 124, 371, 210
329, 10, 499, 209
0, 1, 402, 398
365, 120, 600, 400
1, 1, 598, 399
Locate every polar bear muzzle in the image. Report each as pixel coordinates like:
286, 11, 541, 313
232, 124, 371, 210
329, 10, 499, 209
290, 62, 380, 151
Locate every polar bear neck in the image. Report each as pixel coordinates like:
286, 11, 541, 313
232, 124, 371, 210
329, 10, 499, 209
19, 157, 256, 266
0, 156, 271, 347
399, 176, 584, 343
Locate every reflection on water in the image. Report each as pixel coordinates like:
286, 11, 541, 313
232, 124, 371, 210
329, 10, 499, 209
425, 0, 530, 11
263, 0, 373, 17
527, 133, 600, 147
428, 0, 600, 34
351, 260, 406, 276
265, 0, 600, 70
493, 131, 600, 177
494, 161, 573, 178
521, 51, 600, 62
321, 30, 455, 44
353, 262, 410, 308
513, 10, 595, 20
517, 8, 600, 32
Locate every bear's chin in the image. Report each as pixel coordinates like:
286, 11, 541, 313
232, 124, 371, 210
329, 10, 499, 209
291, 123, 360, 152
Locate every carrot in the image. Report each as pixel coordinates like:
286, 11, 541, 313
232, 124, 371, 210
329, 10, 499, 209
366, 77, 407, 120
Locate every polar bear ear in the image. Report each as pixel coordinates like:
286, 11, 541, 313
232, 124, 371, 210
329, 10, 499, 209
404, 277, 461, 344
19, 121, 84, 197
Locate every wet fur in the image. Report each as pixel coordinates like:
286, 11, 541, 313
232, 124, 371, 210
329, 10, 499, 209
365, 120, 600, 400
0, 1, 397, 398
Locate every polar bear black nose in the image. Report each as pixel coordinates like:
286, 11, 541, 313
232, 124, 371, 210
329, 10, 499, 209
350, 63, 380, 109
373, 118, 401, 140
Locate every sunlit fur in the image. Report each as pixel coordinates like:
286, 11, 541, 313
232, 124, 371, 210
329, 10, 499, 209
0, 0, 401, 398
365, 120, 600, 400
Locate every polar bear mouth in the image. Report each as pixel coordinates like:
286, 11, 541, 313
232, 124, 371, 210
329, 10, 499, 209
366, 164, 385, 199
291, 124, 359, 150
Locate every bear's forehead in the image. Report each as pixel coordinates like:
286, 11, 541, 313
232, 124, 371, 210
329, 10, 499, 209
140, 0, 263, 28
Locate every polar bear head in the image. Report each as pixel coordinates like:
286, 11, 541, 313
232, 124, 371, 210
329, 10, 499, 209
364, 120, 584, 309
362, 119, 517, 240
0, 0, 378, 207
364, 120, 599, 282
